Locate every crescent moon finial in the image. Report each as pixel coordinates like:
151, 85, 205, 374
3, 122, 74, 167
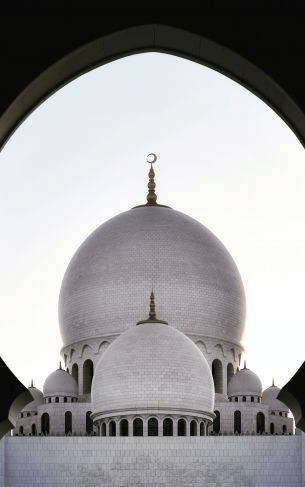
147, 153, 157, 164
146, 153, 158, 206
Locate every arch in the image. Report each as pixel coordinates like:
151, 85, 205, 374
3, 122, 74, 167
81, 344, 91, 358
190, 420, 197, 436
83, 359, 94, 394
279, 411, 282, 416
98, 341, 110, 354
120, 419, 129, 437
109, 420, 116, 437
3, 24, 304, 154
227, 363, 234, 386
256, 412, 265, 434
270, 422, 275, 434
212, 359, 223, 393
31, 424, 36, 436
101, 422, 106, 437
242, 396, 246, 402
234, 410, 241, 434
213, 411, 220, 434
163, 418, 173, 437
19, 426, 23, 435
41, 413, 49, 435
195, 340, 208, 355
282, 424, 287, 435
133, 418, 143, 437
251, 396, 254, 402
71, 363, 79, 384
177, 418, 186, 436
148, 418, 158, 436
86, 411, 93, 434
55, 397, 59, 403
65, 411, 72, 435
64, 397, 67, 403
214, 344, 225, 357
235, 397, 238, 402
200, 422, 204, 436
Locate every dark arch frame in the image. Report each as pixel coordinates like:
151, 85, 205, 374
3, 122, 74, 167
1, 24, 304, 152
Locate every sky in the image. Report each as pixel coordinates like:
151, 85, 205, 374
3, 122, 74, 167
0, 52, 305, 394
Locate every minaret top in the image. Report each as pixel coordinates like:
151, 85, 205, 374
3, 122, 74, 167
136, 291, 168, 325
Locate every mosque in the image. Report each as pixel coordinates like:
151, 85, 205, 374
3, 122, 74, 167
1, 155, 302, 487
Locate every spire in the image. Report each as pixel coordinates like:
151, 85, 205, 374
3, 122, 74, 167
30, 379, 33, 388
149, 290, 156, 320
243, 360, 247, 369
146, 153, 158, 206
272, 378, 275, 387
136, 291, 168, 325
59, 361, 62, 370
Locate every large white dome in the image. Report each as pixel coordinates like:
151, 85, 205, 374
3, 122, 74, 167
59, 205, 246, 347
91, 320, 215, 417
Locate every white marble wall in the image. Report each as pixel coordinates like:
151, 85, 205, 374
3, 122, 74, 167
0, 434, 304, 487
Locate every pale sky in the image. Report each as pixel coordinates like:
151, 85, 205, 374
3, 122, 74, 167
1, 52, 305, 394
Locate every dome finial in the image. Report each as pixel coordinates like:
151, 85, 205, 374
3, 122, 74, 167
146, 153, 158, 206
149, 290, 156, 320
59, 361, 62, 370
30, 379, 33, 388
243, 360, 247, 369
136, 291, 168, 325
272, 378, 275, 387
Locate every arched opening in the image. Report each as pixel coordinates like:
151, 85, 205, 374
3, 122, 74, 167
279, 411, 282, 416
83, 359, 94, 394
148, 418, 158, 436
72, 363, 78, 384
177, 419, 186, 436
163, 418, 173, 437
41, 413, 49, 435
200, 422, 204, 436
282, 424, 287, 435
242, 396, 246, 402
212, 359, 223, 393
31, 424, 36, 436
65, 411, 72, 435
213, 411, 220, 434
64, 397, 67, 403
19, 426, 23, 435
109, 420, 116, 437
235, 397, 238, 402
120, 419, 129, 437
234, 410, 241, 434
227, 363, 234, 386
101, 422, 106, 437
256, 412, 265, 434
190, 420, 197, 436
133, 418, 143, 437
55, 397, 59, 403
86, 411, 93, 434
270, 422, 275, 434
251, 396, 254, 402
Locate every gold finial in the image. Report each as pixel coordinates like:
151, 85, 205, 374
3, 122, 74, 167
146, 153, 158, 206
59, 361, 62, 370
243, 360, 247, 369
136, 291, 168, 325
272, 378, 275, 387
30, 379, 33, 388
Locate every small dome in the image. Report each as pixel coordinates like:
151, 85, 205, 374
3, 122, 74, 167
228, 366, 262, 397
43, 366, 78, 397
92, 319, 215, 418
262, 383, 289, 412
22, 384, 43, 412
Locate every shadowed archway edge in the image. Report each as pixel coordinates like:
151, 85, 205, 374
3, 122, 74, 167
1, 23, 304, 150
